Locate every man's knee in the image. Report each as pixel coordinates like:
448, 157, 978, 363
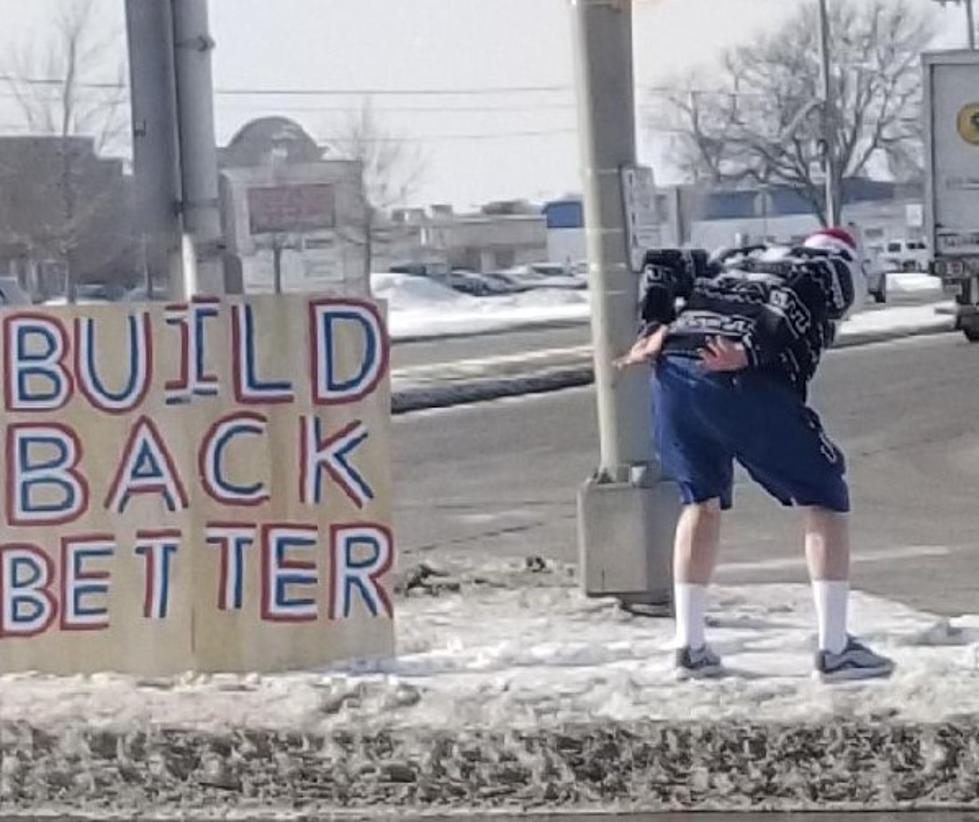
684, 498, 724, 519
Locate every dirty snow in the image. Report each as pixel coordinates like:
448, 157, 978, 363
4, 582, 978, 736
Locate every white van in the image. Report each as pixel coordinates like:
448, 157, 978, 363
881, 239, 929, 273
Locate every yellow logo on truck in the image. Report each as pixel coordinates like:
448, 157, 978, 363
957, 103, 979, 145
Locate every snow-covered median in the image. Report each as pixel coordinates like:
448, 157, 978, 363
5, 572, 979, 814
4, 580, 977, 735
374, 273, 590, 341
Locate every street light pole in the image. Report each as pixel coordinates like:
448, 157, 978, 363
571, 0, 674, 612
171, 0, 228, 296
125, 0, 185, 300
818, 0, 842, 226
933, 0, 976, 50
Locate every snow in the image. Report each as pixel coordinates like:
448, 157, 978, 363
840, 301, 954, 338
887, 272, 944, 296
372, 273, 590, 340
4, 578, 978, 736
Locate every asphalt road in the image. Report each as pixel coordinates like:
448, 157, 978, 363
390, 289, 940, 371
393, 332, 979, 616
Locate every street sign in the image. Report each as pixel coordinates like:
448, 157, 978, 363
621, 165, 661, 272
247, 183, 336, 235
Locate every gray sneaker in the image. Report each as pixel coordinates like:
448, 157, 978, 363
814, 636, 895, 683
674, 644, 724, 681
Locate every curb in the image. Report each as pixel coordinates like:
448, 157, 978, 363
391, 319, 957, 415
4, 719, 978, 816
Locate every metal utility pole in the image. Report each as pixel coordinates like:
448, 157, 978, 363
171, 0, 228, 295
818, 0, 842, 226
934, 0, 977, 49
572, 0, 675, 612
125, 0, 184, 300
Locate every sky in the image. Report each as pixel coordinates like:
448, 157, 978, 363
0, 0, 967, 209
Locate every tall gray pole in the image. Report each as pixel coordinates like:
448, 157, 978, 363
572, 0, 674, 612
125, 0, 184, 300
967, 0, 977, 49
572, 0, 650, 476
818, 0, 841, 227
171, 0, 227, 296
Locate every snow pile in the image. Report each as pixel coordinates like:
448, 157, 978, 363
887, 272, 944, 296
3, 581, 978, 736
372, 273, 591, 340
840, 301, 954, 339
371, 273, 476, 311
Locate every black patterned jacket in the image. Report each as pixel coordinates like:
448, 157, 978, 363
638, 246, 855, 397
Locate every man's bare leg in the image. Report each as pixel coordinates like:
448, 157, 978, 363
805, 506, 850, 654
673, 499, 723, 650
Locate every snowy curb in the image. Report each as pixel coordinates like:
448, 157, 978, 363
4, 577, 979, 816
391, 309, 956, 415
4, 720, 979, 816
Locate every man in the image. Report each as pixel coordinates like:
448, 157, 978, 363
615, 228, 894, 683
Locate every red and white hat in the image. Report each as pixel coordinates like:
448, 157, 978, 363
803, 227, 858, 257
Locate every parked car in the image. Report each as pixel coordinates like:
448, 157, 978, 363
445, 269, 513, 297
499, 265, 588, 291
862, 256, 887, 304
881, 239, 929, 273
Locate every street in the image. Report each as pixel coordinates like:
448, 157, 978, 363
394, 331, 979, 616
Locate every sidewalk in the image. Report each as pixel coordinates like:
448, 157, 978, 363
4, 558, 979, 817
392, 301, 956, 413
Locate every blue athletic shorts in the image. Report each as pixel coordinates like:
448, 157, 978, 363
651, 354, 850, 513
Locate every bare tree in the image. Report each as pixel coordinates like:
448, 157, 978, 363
325, 100, 426, 276
2, 0, 129, 299
654, 0, 935, 224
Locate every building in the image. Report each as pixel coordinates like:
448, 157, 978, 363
543, 180, 925, 265
0, 135, 137, 298
218, 117, 369, 296
373, 200, 549, 274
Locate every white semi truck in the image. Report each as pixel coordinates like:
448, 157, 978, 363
924, 50, 979, 342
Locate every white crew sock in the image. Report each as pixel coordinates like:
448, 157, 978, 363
812, 579, 849, 654
674, 582, 708, 650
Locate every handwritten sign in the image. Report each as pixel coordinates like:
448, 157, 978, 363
0, 295, 394, 675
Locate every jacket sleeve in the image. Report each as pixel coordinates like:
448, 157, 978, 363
637, 249, 710, 337
740, 254, 851, 368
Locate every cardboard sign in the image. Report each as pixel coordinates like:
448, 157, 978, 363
0, 295, 394, 675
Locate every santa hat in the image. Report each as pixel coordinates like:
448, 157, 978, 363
803, 227, 858, 257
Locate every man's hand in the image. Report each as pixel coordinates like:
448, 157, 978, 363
699, 336, 749, 372
613, 327, 667, 370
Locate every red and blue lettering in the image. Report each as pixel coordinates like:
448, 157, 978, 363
205, 523, 256, 611
0, 544, 57, 638
3, 313, 73, 411
308, 299, 388, 405
104, 417, 189, 514
134, 530, 180, 619
299, 416, 373, 508
6, 423, 89, 526
231, 303, 294, 404
328, 523, 393, 620
59, 535, 114, 631
74, 312, 152, 414
165, 298, 220, 404
260, 524, 318, 622
198, 412, 269, 506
